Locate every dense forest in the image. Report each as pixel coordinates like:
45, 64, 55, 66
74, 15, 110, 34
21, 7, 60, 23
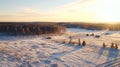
0, 22, 119, 36
58, 22, 120, 30
0, 22, 66, 36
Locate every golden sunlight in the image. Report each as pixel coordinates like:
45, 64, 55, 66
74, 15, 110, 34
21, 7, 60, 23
0, 0, 120, 23
54, 0, 120, 23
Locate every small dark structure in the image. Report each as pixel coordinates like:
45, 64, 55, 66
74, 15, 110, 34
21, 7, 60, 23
95, 35, 100, 38
46, 37, 52, 39
115, 44, 118, 50
105, 33, 110, 35
110, 43, 118, 50
103, 42, 106, 48
86, 34, 89, 36
62, 40, 66, 44
78, 38, 81, 46
111, 43, 115, 48
82, 40, 86, 46
69, 36, 72, 44
90, 33, 94, 36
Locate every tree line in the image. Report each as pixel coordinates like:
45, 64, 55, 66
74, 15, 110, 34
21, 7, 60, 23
58, 22, 120, 30
0, 23, 66, 36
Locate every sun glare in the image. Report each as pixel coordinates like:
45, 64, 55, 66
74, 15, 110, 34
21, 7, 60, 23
93, 0, 120, 23
55, 0, 120, 23
0, 0, 120, 22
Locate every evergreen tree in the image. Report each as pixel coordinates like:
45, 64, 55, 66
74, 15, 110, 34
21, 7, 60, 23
103, 42, 106, 48
82, 40, 86, 46
78, 38, 81, 46
111, 43, 114, 48
115, 44, 118, 50
69, 36, 72, 44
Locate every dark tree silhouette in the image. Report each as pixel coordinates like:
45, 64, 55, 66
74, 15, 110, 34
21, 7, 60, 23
0, 23, 66, 36
82, 40, 86, 46
115, 44, 118, 50
69, 36, 72, 44
103, 42, 106, 48
78, 38, 81, 46
111, 43, 115, 48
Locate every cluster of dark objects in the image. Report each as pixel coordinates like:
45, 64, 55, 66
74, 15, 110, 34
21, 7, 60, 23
103, 42, 118, 50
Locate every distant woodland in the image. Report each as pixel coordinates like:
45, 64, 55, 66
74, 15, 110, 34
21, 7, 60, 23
58, 22, 120, 30
0, 22, 66, 36
0, 22, 119, 36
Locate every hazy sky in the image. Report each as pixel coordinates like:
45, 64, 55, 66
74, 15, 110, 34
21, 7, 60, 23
0, 0, 120, 23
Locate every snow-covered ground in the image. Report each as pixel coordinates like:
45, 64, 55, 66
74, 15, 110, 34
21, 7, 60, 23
0, 28, 120, 67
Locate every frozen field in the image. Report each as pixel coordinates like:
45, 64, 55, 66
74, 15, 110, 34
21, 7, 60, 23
0, 28, 120, 67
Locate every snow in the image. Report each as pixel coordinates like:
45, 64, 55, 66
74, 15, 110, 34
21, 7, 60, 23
0, 28, 120, 67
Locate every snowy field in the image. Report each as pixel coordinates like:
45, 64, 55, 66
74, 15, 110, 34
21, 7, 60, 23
0, 28, 120, 67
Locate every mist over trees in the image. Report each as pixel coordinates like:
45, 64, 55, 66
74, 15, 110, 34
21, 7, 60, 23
0, 22, 119, 36
58, 22, 120, 30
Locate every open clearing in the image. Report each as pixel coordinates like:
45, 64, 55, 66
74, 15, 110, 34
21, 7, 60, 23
0, 28, 120, 67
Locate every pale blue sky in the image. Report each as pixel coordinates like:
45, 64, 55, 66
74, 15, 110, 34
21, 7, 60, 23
0, 0, 79, 12
0, 0, 120, 23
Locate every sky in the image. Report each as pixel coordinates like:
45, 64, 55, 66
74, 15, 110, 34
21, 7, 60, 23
0, 0, 120, 23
